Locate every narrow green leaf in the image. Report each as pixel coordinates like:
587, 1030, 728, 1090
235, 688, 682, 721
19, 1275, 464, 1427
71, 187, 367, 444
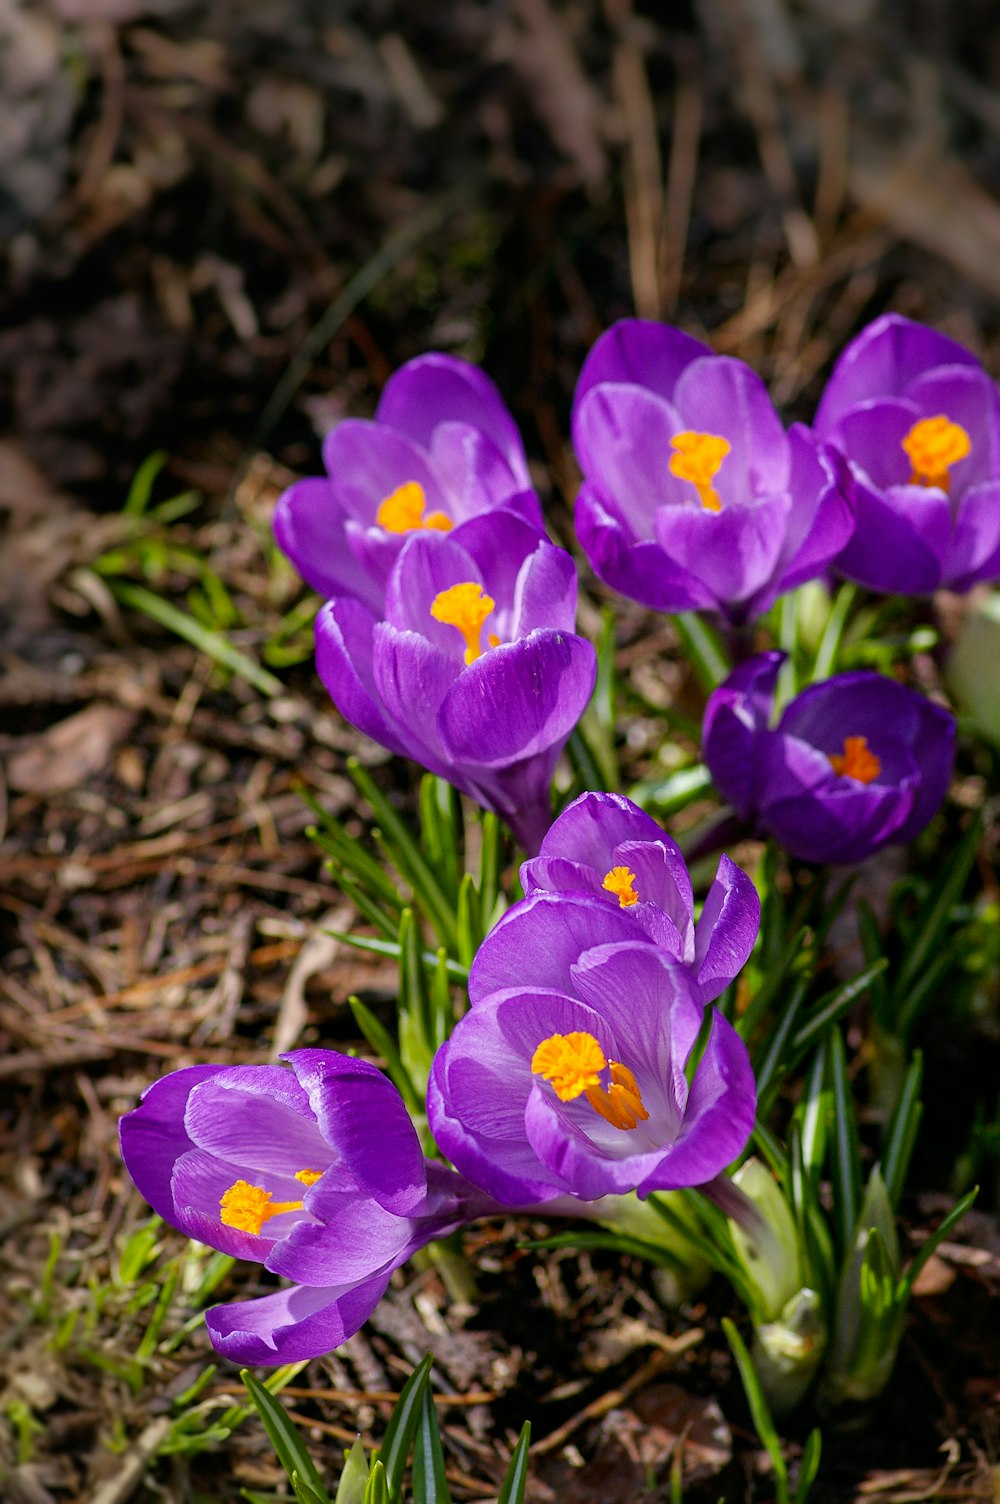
123, 451, 168, 515
754, 975, 809, 1109
293, 1474, 330, 1504
456, 872, 479, 971
377, 1352, 434, 1499
520, 1228, 691, 1276
412, 1384, 451, 1503
628, 763, 713, 817
363, 1460, 389, 1504
326, 931, 468, 984
791, 959, 888, 1057
721, 1319, 789, 1502
674, 611, 730, 690
477, 811, 500, 928
110, 581, 284, 696
893, 816, 980, 1002
348, 760, 457, 945
240, 1370, 331, 1504
497, 1422, 532, 1504
882, 1052, 924, 1209
399, 908, 434, 1060
828, 1031, 861, 1259
811, 580, 857, 680
335, 1437, 370, 1504
348, 997, 422, 1118
897, 1186, 979, 1302
794, 1427, 823, 1504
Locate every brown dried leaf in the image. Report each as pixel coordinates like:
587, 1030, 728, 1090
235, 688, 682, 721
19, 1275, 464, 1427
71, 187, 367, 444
6, 703, 137, 794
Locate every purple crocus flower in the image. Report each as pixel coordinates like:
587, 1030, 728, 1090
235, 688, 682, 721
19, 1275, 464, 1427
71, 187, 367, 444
274, 354, 543, 613
119, 1050, 497, 1365
814, 313, 1000, 593
314, 511, 596, 852
520, 791, 760, 1005
571, 319, 852, 623
428, 936, 756, 1204
702, 652, 955, 864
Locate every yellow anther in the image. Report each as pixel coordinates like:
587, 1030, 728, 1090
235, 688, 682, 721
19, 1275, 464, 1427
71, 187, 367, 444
219, 1180, 304, 1236
829, 735, 881, 785
602, 865, 639, 907
586, 1061, 650, 1132
901, 415, 971, 492
376, 481, 452, 533
531, 1032, 649, 1131
669, 430, 732, 512
532, 1031, 607, 1102
295, 1168, 323, 1186
431, 581, 496, 664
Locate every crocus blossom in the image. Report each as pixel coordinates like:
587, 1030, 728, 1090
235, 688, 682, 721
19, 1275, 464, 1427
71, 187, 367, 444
813, 314, 1000, 594
571, 319, 851, 622
119, 1050, 497, 1365
274, 354, 543, 612
428, 935, 756, 1204
314, 511, 596, 852
702, 652, 955, 864
520, 790, 760, 1005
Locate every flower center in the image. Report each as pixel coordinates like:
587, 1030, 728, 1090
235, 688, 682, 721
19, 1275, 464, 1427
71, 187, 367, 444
431, 581, 497, 664
829, 735, 881, 784
531, 1030, 649, 1132
602, 865, 639, 907
900, 415, 970, 492
220, 1181, 303, 1234
669, 430, 731, 512
376, 481, 452, 533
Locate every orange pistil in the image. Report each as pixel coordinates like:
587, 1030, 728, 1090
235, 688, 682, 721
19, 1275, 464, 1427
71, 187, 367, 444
669, 430, 732, 512
531, 1030, 649, 1132
901, 415, 971, 492
295, 1168, 323, 1186
430, 581, 496, 664
602, 865, 639, 907
829, 735, 881, 785
219, 1179, 305, 1235
376, 481, 452, 533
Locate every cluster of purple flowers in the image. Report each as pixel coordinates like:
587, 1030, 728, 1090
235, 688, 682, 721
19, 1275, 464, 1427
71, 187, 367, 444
120, 794, 760, 1363
118, 312, 975, 1366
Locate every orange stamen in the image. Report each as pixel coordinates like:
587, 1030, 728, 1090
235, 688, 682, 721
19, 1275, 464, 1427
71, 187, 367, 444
901, 416, 970, 492
295, 1168, 323, 1186
430, 581, 496, 664
829, 735, 881, 785
376, 481, 452, 533
669, 430, 732, 512
219, 1180, 305, 1235
602, 866, 639, 907
531, 1031, 649, 1131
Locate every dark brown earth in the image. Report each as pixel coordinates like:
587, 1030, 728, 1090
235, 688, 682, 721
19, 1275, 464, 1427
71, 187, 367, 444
1, 2, 999, 1500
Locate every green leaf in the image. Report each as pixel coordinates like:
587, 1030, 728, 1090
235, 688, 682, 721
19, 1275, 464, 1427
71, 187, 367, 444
794, 1426, 823, 1504
123, 451, 168, 515
335, 1438, 370, 1504
412, 1384, 451, 1503
628, 763, 713, 817
828, 1031, 861, 1259
347, 760, 456, 947
897, 1186, 979, 1303
240, 1370, 331, 1504
674, 611, 730, 690
520, 1229, 691, 1277
496, 1422, 532, 1504
110, 582, 284, 697
791, 960, 888, 1058
293, 1474, 331, 1504
363, 1460, 389, 1504
891, 816, 980, 1010
882, 1052, 924, 1209
377, 1353, 434, 1500
721, 1319, 789, 1504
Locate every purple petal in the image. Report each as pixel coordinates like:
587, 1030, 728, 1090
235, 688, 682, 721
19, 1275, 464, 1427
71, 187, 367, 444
265, 1192, 424, 1285
701, 652, 783, 817
467, 892, 653, 1003
376, 353, 532, 488
637, 1009, 756, 1195
205, 1274, 392, 1365
314, 599, 411, 758
371, 623, 455, 772
949, 481, 1000, 589
119, 1064, 229, 1225
183, 1071, 329, 1174
439, 630, 595, 766
574, 319, 710, 408
575, 483, 716, 612
273, 479, 381, 610
692, 856, 761, 1005
321, 419, 447, 520
815, 314, 981, 433
574, 384, 688, 537
653, 493, 789, 614
672, 355, 789, 497
834, 475, 950, 593
170, 1147, 303, 1262
286, 1049, 426, 1215
757, 427, 854, 608
428, 422, 537, 516
383, 531, 482, 655
904, 365, 1000, 489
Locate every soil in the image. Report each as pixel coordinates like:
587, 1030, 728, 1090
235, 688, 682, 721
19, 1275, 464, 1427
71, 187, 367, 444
1, 2, 999, 1501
